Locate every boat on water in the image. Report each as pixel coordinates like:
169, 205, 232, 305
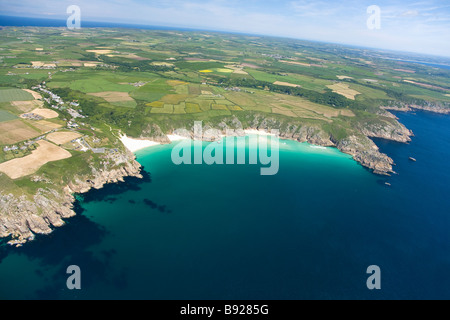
409, 157, 417, 162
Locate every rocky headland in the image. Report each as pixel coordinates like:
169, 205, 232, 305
0, 151, 141, 247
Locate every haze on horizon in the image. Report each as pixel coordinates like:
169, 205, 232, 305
0, 0, 449, 58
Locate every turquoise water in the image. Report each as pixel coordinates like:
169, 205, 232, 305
0, 111, 449, 299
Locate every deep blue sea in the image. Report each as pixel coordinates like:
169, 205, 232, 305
0, 15, 195, 31
0, 110, 449, 300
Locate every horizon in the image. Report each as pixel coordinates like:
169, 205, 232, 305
1, 14, 450, 61
0, 0, 449, 58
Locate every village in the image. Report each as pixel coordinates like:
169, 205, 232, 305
2, 82, 112, 159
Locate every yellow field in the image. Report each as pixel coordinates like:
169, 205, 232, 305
199, 70, 213, 73
146, 101, 165, 108
31, 61, 56, 68
161, 94, 192, 104
23, 89, 42, 100
11, 100, 44, 113
151, 62, 174, 67
326, 83, 361, 100
273, 81, 301, 88
272, 107, 298, 117
0, 120, 40, 144
280, 60, 310, 67
30, 120, 63, 133
212, 104, 228, 110
340, 109, 355, 117
47, 131, 82, 145
167, 80, 188, 86
337, 75, 353, 80
86, 49, 113, 55
84, 62, 100, 67
29, 108, 59, 119
89, 91, 135, 102
225, 65, 249, 75
0, 141, 72, 179
216, 68, 233, 73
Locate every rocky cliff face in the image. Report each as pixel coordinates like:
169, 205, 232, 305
382, 101, 450, 115
0, 151, 142, 247
355, 118, 413, 143
1, 111, 416, 246
163, 115, 399, 176
335, 135, 395, 175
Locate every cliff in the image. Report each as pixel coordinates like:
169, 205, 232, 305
0, 151, 142, 247
382, 101, 450, 115
151, 115, 408, 176
0, 112, 417, 246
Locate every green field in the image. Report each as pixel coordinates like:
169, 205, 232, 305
0, 110, 18, 122
131, 78, 174, 102
0, 89, 34, 103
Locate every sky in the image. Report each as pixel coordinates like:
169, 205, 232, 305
1, 0, 449, 57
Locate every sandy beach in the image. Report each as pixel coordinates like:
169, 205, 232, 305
120, 130, 278, 153
244, 129, 276, 136
167, 134, 190, 142
119, 134, 161, 152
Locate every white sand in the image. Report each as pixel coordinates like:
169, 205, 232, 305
121, 130, 279, 152
120, 134, 160, 152
310, 145, 327, 150
244, 129, 276, 136
168, 134, 190, 142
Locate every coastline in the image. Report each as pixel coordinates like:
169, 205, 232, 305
122, 123, 408, 176
119, 134, 190, 153
0, 150, 143, 247
0, 110, 434, 246
382, 104, 450, 115
119, 134, 161, 152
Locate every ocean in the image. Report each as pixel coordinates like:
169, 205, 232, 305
0, 110, 449, 300
0, 15, 196, 32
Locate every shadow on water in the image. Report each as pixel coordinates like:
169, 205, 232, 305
78, 167, 152, 204
76, 165, 172, 214
0, 168, 155, 299
143, 199, 172, 214
0, 201, 128, 299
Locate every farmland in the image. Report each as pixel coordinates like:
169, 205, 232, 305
0, 88, 34, 103
0, 26, 449, 215
0, 110, 18, 122
0, 140, 72, 179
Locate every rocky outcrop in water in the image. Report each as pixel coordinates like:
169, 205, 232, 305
0, 151, 142, 247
